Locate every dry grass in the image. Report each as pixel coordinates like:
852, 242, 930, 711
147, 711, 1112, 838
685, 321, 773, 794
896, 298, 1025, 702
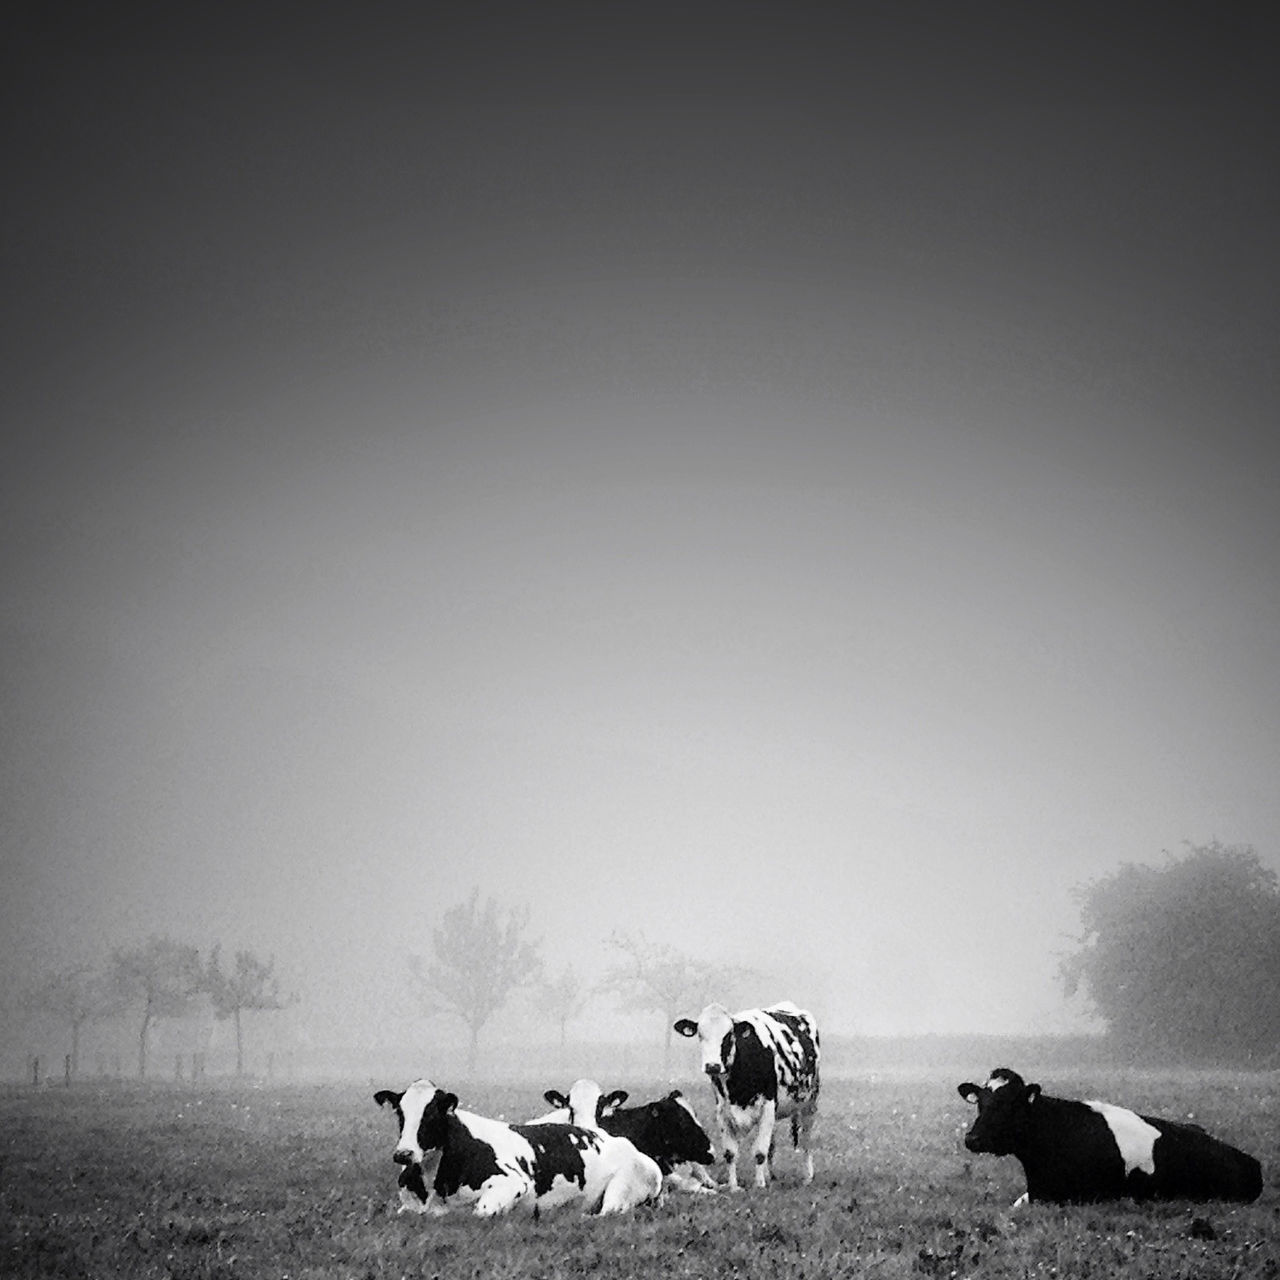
2, 1068, 1277, 1278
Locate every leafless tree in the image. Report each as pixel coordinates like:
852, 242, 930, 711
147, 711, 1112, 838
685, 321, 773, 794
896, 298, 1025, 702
599, 931, 755, 1064
21, 961, 122, 1079
535, 963, 590, 1053
408, 888, 542, 1073
205, 945, 294, 1076
110, 936, 203, 1079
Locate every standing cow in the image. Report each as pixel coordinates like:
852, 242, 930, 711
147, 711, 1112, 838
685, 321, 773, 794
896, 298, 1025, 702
673, 1000, 820, 1190
958, 1067, 1263, 1206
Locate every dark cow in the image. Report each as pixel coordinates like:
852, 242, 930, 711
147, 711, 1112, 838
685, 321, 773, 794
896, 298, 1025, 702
958, 1067, 1263, 1206
374, 1078, 661, 1216
673, 1000, 820, 1189
539, 1079, 718, 1193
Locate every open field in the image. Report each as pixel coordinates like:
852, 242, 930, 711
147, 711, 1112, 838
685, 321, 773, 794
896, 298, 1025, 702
3, 1068, 1277, 1278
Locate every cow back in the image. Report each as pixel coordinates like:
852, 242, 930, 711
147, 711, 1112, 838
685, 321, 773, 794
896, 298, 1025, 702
1142, 1117, 1263, 1203
725, 1004, 819, 1113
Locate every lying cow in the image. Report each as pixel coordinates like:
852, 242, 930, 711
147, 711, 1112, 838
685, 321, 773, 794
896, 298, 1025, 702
374, 1078, 662, 1217
958, 1067, 1264, 1206
674, 999, 820, 1189
539, 1079, 718, 1193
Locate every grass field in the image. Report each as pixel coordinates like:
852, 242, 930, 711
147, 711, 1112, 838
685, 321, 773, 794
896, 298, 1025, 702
2, 1068, 1276, 1278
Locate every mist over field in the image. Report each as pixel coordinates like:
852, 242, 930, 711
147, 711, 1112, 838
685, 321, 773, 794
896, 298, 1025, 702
3, 3, 1278, 1073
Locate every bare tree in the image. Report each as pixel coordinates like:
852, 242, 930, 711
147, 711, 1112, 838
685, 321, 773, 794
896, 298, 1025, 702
21, 961, 122, 1080
205, 945, 293, 1076
599, 931, 755, 1064
408, 888, 542, 1073
535, 963, 590, 1053
110, 936, 203, 1079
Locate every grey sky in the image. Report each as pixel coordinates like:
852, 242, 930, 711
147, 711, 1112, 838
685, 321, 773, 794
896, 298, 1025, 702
3, 4, 1277, 1044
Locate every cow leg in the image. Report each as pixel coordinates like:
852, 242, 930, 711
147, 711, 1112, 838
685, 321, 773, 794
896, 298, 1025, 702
792, 1107, 817, 1185
473, 1176, 528, 1217
715, 1098, 743, 1191
720, 1131, 743, 1191
397, 1186, 450, 1216
598, 1158, 662, 1215
665, 1166, 717, 1195
751, 1101, 778, 1189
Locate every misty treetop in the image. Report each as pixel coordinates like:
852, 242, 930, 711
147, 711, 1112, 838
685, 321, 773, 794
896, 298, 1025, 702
18, 962, 124, 1080
599, 931, 757, 1062
111, 936, 204, 1079
408, 888, 543, 1072
205, 945, 294, 1076
20, 937, 294, 1080
1061, 841, 1280, 1064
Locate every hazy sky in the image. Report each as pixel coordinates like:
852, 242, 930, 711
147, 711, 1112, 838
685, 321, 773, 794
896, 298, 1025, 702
3, 4, 1277, 1043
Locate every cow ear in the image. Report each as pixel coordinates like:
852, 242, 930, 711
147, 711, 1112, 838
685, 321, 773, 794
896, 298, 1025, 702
957, 1083, 980, 1104
544, 1089, 568, 1108
374, 1089, 402, 1110
441, 1092, 459, 1114
601, 1090, 628, 1113
674, 1018, 698, 1037
1025, 1083, 1041, 1104
665, 1089, 683, 1101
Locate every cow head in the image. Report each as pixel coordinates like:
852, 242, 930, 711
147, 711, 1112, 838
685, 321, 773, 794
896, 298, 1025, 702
374, 1078, 458, 1166
656, 1089, 715, 1166
957, 1068, 1041, 1156
540, 1086, 627, 1123
673, 1003, 736, 1078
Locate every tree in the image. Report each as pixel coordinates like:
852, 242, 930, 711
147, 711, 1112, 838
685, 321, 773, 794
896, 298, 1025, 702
110, 936, 203, 1079
599, 931, 754, 1064
535, 964, 590, 1053
205, 946, 293, 1076
1061, 841, 1280, 1063
21, 961, 122, 1080
408, 889, 542, 1073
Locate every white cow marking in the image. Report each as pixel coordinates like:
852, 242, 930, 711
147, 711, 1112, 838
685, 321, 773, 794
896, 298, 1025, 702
1085, 1100, 1159, 1176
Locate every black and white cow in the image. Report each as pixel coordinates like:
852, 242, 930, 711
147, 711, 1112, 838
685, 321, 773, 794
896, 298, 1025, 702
957, 1067, 1264, 1206
539, 1079, 718, 1193
673, 1000, 820, 1190
374, 1078, 662, 1217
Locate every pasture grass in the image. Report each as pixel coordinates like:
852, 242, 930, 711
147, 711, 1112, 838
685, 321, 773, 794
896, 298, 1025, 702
2, 1069, 1276, 1278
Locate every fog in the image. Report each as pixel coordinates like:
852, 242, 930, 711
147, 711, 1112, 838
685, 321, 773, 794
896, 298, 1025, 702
3, 5, 1277, 1068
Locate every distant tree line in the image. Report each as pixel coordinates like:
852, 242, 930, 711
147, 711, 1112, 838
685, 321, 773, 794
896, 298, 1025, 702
415, 844, 1280, 1072
1061, 841, 1280, 1065
24, 840, 1275, 1080
21, 937, 292, 1080
404, 890, 756, 1071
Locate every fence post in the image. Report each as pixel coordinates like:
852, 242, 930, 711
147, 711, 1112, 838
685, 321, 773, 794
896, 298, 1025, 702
31, 1055, 41, 1087
65, 1054, 72, 1086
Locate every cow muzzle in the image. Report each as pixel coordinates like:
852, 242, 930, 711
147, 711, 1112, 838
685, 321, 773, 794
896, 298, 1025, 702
703, 1063, 724, 1077
392, 1148, 416, 1166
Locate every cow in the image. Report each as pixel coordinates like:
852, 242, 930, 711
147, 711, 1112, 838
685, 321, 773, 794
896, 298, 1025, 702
957, 1067, 1264, 1207
673, 1000, 820, 1190
538, 1079, 719, 1193
374, 1078, 662, 1217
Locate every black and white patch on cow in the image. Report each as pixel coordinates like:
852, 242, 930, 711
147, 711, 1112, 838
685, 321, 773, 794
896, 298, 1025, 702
957, 1067, 1264, 1207
374, 1078, 662, 1217
673, 999, 820, 1190
538, 1080, 718, 1193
